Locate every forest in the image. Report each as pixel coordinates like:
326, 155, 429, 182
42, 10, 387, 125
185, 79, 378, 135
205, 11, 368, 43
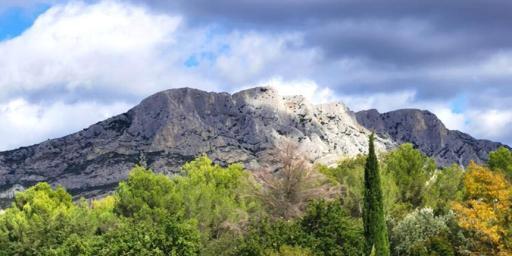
0, 137, 511, 256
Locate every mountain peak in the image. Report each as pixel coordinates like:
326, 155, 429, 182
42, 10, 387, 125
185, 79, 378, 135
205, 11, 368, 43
0, 87, 392, 206
356, 108, 507, 166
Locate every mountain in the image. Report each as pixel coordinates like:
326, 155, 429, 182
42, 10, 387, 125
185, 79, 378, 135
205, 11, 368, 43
0, 87, 393, 207
355, 109, 508, 166
0, 87, 507, 207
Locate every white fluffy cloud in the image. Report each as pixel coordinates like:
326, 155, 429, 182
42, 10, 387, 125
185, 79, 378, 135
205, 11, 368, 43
0, 1, 182, 99
248, 77, 335, 104
0, 99, 131, 150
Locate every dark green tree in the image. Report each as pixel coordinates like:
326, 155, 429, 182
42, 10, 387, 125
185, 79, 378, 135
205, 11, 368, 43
488, 146, 512, 179
363, 134, 390, 256
300, 200, 364, 256
383, 143, 436, 210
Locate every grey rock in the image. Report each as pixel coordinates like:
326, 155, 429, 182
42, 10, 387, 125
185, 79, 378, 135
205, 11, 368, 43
0, 87, 507, 207
0, 87, 392, 206
355, 108, 509, 167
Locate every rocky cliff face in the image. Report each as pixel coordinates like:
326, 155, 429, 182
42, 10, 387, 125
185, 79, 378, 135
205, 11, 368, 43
0, 87, 392, 207
1, 87, 507, 207
355, 109, 508, 167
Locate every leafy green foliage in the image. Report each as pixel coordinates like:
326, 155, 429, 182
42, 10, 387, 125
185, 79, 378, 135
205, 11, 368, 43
0, 183, 95, 255
390, 208, 454, 256
175, 155, 261, 239
424, 164, 464, 214
383, 143, 436, 210
234, 218, 307, 256
97, 216, 200, 256
318, 156, 366, 217
266, 245, 313, 256
319, 155, 398, 218
300, 200, 364, 255
488, 146, 512, 179
115, 165, 178, 218
115, 156, 261, 252
0, 146, 509, 256
363, 134, 390, 256
235, 200, 364, 256
0, 156, 257, 255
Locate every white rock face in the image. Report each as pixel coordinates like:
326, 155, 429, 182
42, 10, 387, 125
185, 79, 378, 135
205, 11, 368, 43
0, 87, 393, 205
132, 86, 393, 165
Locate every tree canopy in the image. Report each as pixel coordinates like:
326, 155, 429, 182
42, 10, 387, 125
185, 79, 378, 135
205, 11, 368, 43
0, 145, 511, 255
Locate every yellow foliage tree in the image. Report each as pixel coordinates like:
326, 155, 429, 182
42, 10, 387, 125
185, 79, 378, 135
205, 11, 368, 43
452, 162, 512, 255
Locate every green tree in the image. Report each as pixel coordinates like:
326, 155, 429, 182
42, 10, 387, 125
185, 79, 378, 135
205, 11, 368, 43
383, 143, 436, 210
424, 164, 464, 214
175, 155, 261, 241
115, 165, 179, 219
115, 157, 262, 252
300, 200, 364, 255
96, 216, 200, 256
235, 200, 364, 256
488, 146, 512, 179
319, 155, 398, 218
234, 217, 307, 256
0, 183, 98, 255
363, 134, 390, 256
266, 245, 313, 256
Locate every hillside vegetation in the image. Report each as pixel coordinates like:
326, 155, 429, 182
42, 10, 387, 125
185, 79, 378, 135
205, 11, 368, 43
0, 141, 511, 255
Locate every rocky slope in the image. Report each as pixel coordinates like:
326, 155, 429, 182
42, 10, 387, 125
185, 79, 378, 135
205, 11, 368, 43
355, 109, 508, 166
0, 87, 392, 207
1, 87, 507, 207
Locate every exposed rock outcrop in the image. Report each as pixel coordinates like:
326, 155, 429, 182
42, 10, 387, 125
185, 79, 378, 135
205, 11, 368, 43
355, 109, 508, 167
1, 87, 507, 207
0, 87, 392, 207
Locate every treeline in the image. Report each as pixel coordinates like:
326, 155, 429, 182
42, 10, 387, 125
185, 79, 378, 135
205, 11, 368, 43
0, 140, 511, 255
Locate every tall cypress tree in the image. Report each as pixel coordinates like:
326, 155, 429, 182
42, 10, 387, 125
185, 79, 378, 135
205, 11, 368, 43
363, 133, 390, 256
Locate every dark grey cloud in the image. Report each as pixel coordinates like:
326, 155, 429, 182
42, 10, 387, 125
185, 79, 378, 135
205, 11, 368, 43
132, 0, 512, 101
135, 0, 512, 57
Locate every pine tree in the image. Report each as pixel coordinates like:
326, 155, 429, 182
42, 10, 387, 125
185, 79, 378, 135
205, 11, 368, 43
363, 133, 390, 256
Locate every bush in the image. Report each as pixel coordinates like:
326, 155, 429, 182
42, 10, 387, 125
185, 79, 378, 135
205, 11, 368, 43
235, 200, 364, 256
300, 200, 364, 256
390, 208, 454, 256
96, 216, 200, 256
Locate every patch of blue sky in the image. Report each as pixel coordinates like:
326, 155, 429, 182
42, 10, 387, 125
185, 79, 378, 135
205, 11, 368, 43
450, 94, 467, 114
0, 3, 50, 41
218, 43, 230, 54
184, 44, 231, 68
184, 56, 200, 67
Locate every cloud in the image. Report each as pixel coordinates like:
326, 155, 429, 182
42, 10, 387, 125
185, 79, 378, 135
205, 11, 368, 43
0, 1, 183, 102
0, 99, 131, 150
249, 77, 335, 104
130, 0, 512, 108
464, 110, 512, 142
212, 32, 318, 86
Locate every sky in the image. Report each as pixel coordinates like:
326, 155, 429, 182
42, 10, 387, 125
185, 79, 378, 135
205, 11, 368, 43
0, 0, 511, 150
